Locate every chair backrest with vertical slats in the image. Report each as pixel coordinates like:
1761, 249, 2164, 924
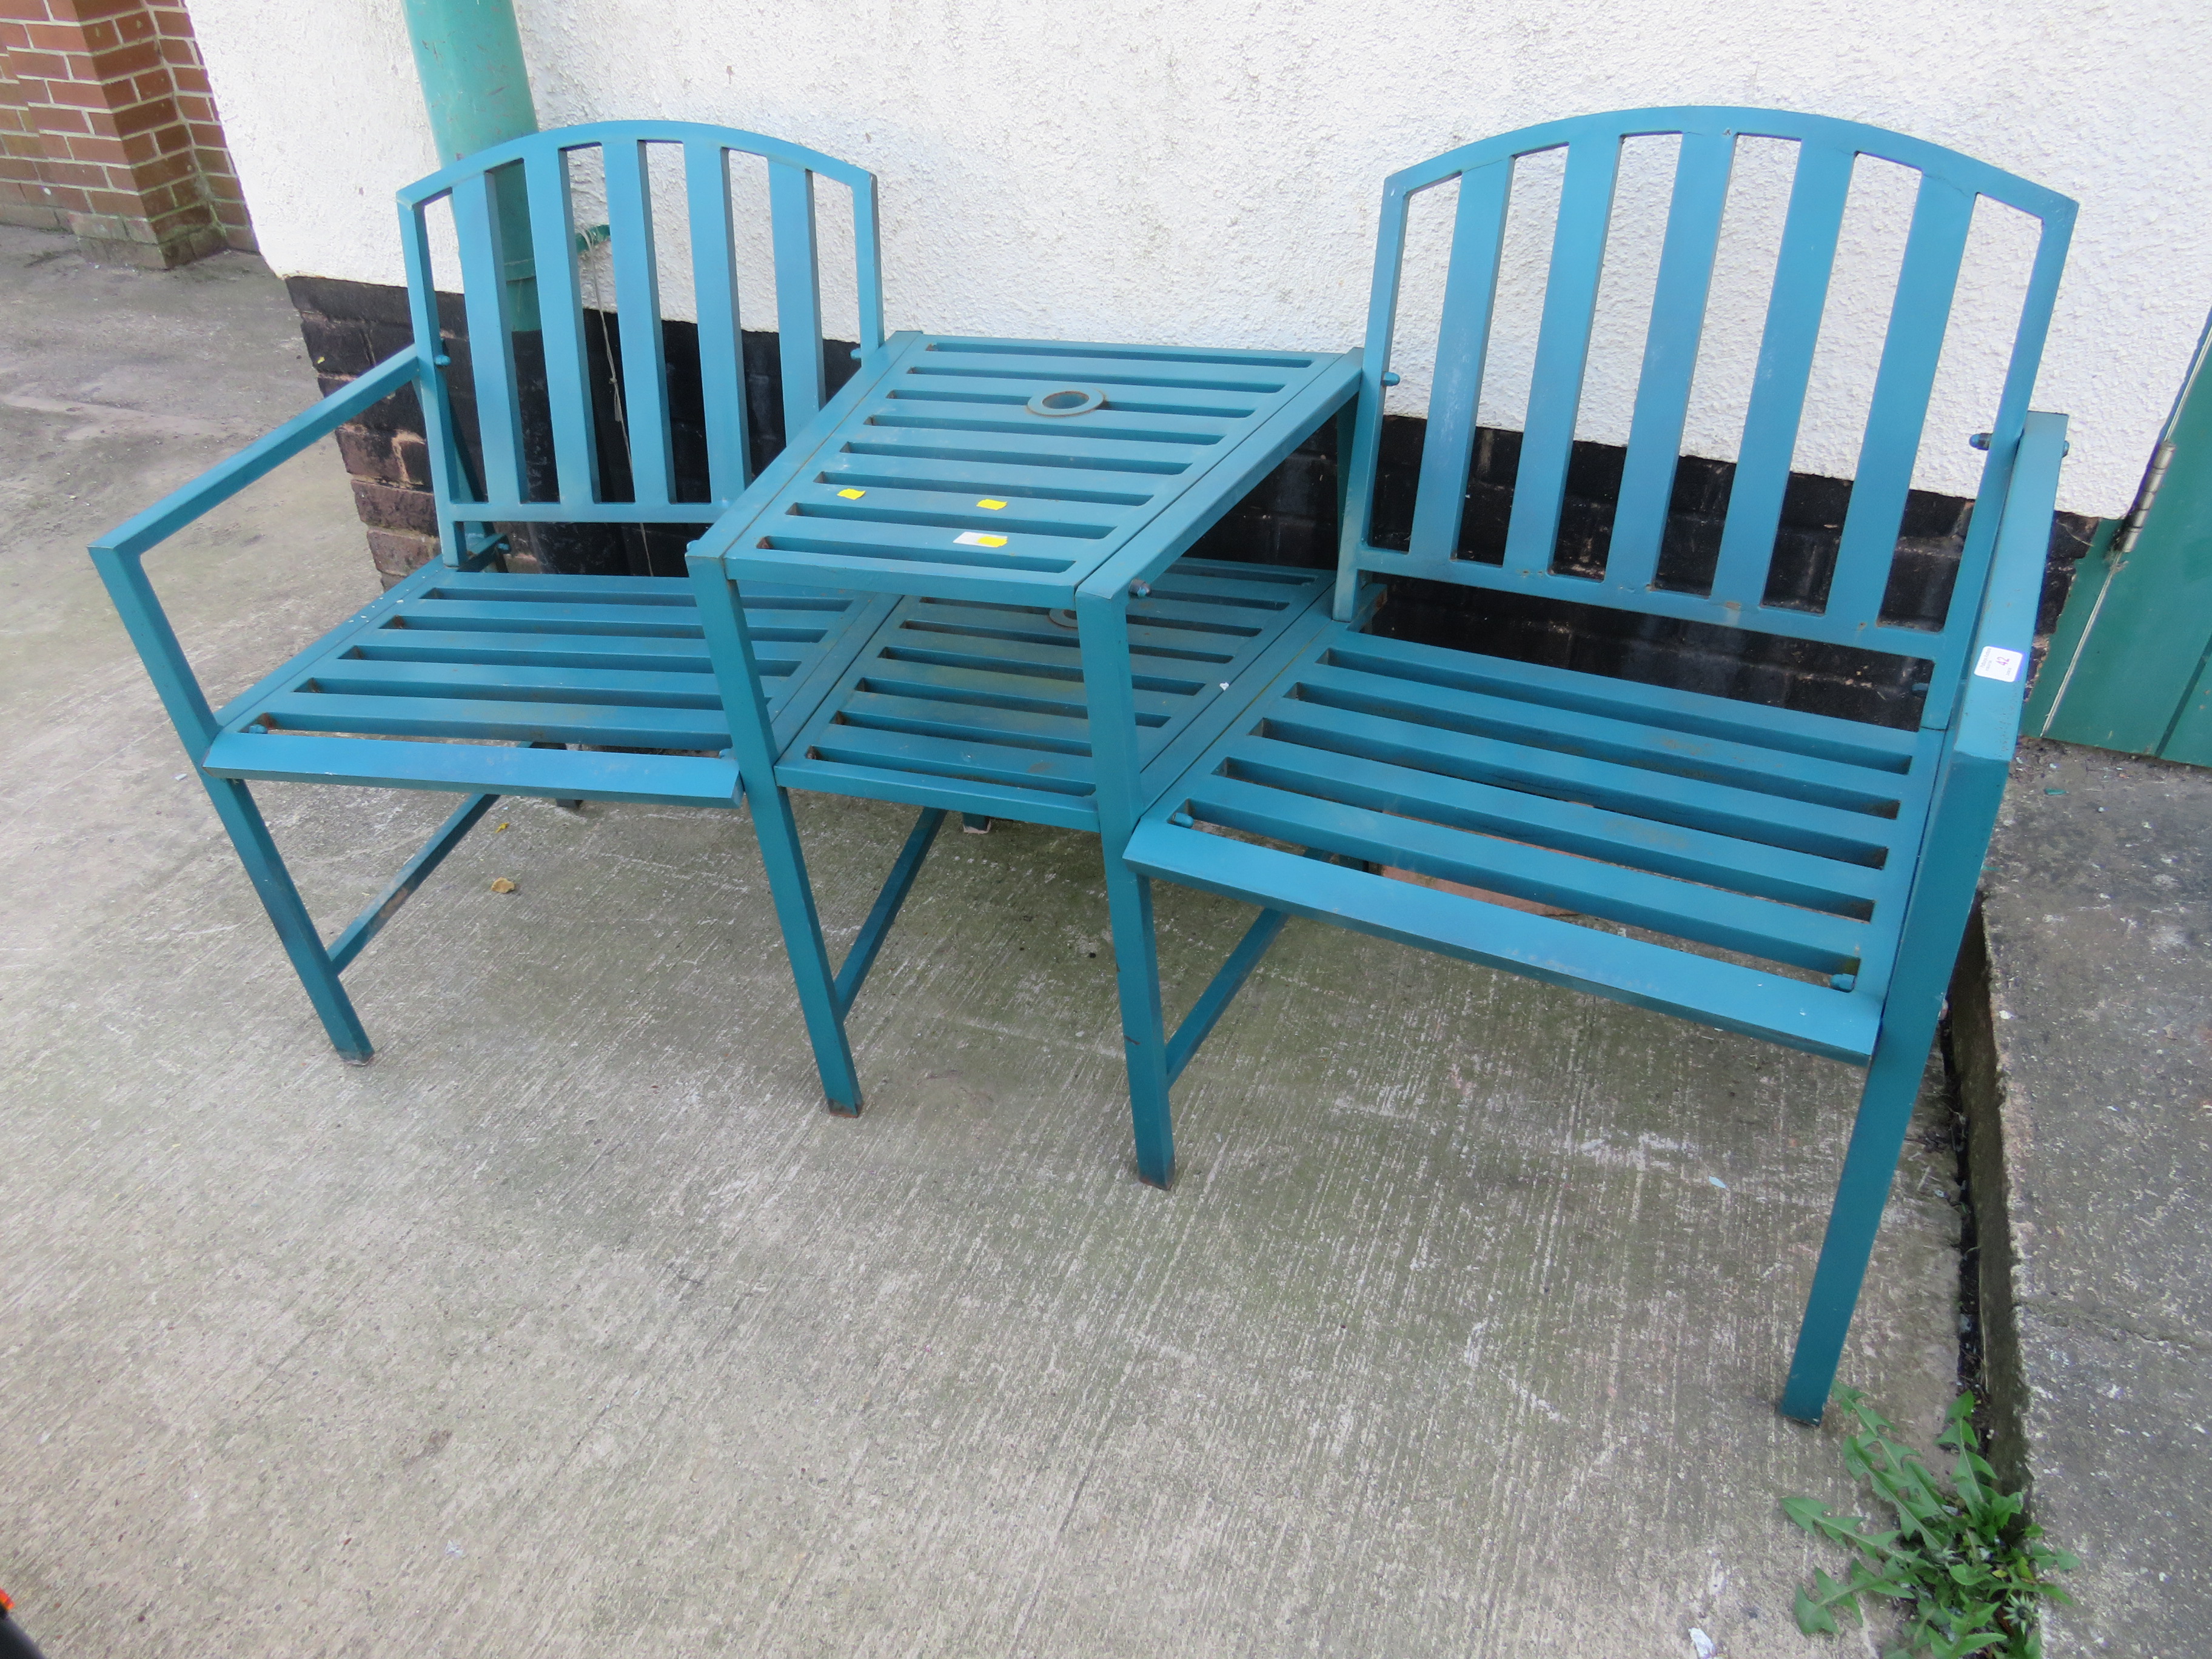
394, 119, 882, 542
1336, 107, 2076, 727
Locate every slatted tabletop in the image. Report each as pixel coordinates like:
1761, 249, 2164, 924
694, 334, 1360, 605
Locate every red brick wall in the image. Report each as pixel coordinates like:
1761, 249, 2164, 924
0, 0, 252, 266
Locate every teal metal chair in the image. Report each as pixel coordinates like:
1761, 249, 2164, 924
1108, 109, 2076, 1419
91, 121, 896, 1085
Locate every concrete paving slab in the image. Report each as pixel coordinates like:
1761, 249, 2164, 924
1957, 738, 2212, 1658
0, 223, 1969, 1657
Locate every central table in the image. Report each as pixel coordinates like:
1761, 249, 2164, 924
684, 330, 1362, 1180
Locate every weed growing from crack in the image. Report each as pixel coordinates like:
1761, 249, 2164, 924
1785, 1387, 2077, 1658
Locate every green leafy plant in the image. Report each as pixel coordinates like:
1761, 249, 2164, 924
1785, 1387, 2079, 1659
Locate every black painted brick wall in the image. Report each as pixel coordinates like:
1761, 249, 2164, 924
289, 277, 2097, 726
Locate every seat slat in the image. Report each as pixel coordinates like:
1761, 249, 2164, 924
808, 725, 1098, 795
899, 612, 1244, 664
1222, 731, 1888, 915
1708, 141, 1857, 608
1293, 662, 1911, 814
382, 599, 708, 637
1501, 137, 1623, 575
1183, 771, 1866, 974
836, 689, 1096, 755
1824, 176, 1976, 625
1607, 130, 1735, 588
1257, 695, 1906, 864
303, 659, 737, 708
604, 138, 675, 508
1124, 820, 1879, 1064
259, 691, 729, 750
686, 138, 752, 504
204, 730, 743, 806
1321, 633, 1919, 768
337, 631, 812, 674
852, 657, 1186, 724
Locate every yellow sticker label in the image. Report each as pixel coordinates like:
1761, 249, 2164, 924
954, 531, 1008, 549
976, 498, 1008, 511
836, 487, 866, 500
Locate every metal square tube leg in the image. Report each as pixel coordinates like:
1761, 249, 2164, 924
1077, 588, 1176, 1187
688, 552, 863, 1113
199, 771, 374, 1064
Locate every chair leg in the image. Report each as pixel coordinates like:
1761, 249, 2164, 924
199, 772, 373, 1064
1101, 853, 1175, 1188
746, 783, 864, 1114
1779, 1004, 1943, 1423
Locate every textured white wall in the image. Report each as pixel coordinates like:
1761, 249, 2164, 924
188, 0, 2210, 517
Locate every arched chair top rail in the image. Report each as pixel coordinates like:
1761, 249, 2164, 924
1382, 106, 2077, 228
394, 118, 878, 209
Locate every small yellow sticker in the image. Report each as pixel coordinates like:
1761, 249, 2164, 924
954, 531, 1009, 549
976, 498, 1008, 511
837, 487, 866, 500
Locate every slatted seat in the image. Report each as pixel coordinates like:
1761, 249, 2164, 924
1079, 107, 2076, 1424
91, 121, 893, 1085
1129, 630, 1934, 1064
213, 569, 887, 783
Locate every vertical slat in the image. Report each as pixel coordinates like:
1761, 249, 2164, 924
1404, 161, 1513, 561
398, 197, 475, 563
525, 145, 598, 506
1706, 142, 1857, 606
1607, 130, 1737, 590
1919, 213, 2074, 730
603, 139, 674, 508
1824, 177, 1976, 625
1500, 139, 1623, 575
1335, 179, 1414, 620
451, 169, 526, 506
685, 139, 751, 503
850, 172, 886, 354
768, 159, 825, 443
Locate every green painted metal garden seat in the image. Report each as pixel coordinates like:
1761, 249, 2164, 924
92, 120, 892, 1077
1101, 107, 2077, 1424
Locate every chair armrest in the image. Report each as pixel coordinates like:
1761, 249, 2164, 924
88, 349, 424, 759
1951, 409, 2070, 764
90, 349, 423, 561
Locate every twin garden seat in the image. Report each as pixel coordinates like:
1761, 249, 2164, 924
97, 110, 2076, 1422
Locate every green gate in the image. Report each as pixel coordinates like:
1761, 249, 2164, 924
2029, 318, 2212, 762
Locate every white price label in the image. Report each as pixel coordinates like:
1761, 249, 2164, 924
1973, 646, 2025, 683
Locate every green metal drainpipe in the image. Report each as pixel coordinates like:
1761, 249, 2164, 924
401, 0, 540, 327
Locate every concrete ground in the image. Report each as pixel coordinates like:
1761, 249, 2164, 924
0, 222, 1969, 1658
1959, 740, 2212, 1658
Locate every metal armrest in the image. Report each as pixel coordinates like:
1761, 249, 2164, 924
89, 349, 424, 757
92, 350, 423, 563
1951, 409, 2071, 765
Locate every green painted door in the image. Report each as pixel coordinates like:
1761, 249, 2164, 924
2029, 321, 2212, 762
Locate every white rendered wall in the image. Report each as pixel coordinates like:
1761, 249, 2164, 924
187, 0, 2211, 518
